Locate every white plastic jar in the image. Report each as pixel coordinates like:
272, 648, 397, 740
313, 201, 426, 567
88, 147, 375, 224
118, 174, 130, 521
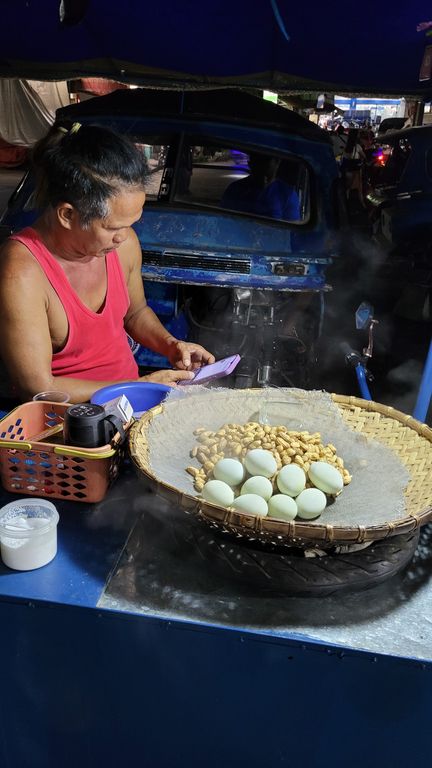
0, 499, 59, 571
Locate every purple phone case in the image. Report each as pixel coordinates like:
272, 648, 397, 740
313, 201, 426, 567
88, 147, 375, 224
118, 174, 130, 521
180, 355, 241, 385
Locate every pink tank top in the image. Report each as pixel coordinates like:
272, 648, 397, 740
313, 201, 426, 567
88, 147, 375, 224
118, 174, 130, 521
10, 227, 139, 382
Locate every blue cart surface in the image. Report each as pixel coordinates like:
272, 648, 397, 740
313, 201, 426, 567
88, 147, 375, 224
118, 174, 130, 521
0, 465, 431, 768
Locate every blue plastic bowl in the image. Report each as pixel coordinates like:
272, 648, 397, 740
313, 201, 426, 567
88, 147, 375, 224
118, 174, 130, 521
91, 382, 170, 415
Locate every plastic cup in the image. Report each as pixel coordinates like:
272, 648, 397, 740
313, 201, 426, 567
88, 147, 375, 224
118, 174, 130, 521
0, 498, 59, 570
33, 391, 70, 403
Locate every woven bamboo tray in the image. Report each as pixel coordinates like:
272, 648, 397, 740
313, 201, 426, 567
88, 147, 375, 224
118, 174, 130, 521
129, 392, 432, 547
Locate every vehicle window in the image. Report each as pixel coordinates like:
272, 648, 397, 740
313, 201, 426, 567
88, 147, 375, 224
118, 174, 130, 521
173, 143, 310, 223
129, 136, 171, 200
378, 138, 411, 187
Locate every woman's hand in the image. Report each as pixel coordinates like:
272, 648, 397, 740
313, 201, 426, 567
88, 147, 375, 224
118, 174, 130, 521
139, 368, 195, 386
165, 339, 215, 370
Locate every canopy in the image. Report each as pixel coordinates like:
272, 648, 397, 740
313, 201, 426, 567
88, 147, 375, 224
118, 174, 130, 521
0, 1, 431, 97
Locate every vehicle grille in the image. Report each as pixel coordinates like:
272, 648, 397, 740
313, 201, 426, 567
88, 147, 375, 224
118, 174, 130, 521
141, 250, 251, 274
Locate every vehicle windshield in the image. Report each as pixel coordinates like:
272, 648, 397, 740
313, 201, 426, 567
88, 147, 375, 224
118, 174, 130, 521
172, 142, 310, 224
129, 134, 311, 224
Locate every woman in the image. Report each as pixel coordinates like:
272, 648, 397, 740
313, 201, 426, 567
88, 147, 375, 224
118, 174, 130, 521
341, 128, 366, 208
0, 123, 215, 402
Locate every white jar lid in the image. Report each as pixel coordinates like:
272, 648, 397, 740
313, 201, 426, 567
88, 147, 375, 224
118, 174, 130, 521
0, 498, 59, 538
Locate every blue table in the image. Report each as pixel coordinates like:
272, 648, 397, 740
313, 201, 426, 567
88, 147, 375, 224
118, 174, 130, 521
0, 465, 431, 768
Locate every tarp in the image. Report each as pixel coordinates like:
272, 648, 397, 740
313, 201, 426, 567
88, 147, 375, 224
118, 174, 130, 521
0, 80, 70, 147
0, 1, 431, 97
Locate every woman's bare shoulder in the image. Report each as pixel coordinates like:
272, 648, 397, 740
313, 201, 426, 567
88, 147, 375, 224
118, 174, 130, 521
116, 227, 142, 271
0, 237, 46, 284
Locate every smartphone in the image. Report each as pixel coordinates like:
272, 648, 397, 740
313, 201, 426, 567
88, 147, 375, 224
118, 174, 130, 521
179, 354, 241, 385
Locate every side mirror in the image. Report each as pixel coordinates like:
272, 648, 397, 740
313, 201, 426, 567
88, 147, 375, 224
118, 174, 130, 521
355, 301, 374, 330
355, 302, 378, 359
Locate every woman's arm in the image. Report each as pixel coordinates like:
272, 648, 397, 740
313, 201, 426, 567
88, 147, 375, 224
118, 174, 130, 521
120, 230, 215, 369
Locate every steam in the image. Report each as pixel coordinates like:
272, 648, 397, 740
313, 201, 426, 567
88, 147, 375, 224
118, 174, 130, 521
317, 226, 428, 422
385, 359, 425, 415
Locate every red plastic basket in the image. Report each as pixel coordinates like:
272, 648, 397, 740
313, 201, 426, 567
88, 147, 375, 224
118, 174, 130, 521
0, 401, 128, 503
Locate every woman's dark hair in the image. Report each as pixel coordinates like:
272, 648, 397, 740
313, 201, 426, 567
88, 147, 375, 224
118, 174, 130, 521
32, 122, 147, 227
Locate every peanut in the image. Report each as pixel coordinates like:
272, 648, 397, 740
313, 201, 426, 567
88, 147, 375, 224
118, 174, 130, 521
186, 421, 351, 490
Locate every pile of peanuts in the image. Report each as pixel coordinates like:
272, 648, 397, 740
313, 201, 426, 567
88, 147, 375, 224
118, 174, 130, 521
186, 421, 352, 493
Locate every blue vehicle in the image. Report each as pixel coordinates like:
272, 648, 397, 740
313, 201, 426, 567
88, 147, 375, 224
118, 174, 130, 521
367, 125, 432, 248
1, 88, 345, 386
367, 125, 432, 322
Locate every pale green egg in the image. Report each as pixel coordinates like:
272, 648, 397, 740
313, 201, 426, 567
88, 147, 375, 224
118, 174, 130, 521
268, 494, 298, 521
296, 488, 327, 520
308, 461, 343, 495
276, 464, 306, 497
213, 458, 245, 487
232, 494, 268, 517
240, 475, 273, 500
244, 449, 277, 478
202, 479, 235, 507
